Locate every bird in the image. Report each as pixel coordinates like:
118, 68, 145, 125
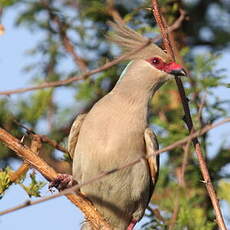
51, 19, 186, 230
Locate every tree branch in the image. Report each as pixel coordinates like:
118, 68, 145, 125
0, 12, 185, 96
48, 10, 88, 72
13, 119, 68, 154
1, 117, 229, 217
151, 1, 227, 229
0, 127, 112, 230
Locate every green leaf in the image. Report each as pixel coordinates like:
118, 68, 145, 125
218, 180, 230, 204
20, 172, 46, 197
0, 168, 12, 197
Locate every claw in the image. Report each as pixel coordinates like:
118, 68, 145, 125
49, 174, 74, 191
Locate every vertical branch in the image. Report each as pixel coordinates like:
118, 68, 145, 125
152, 1, 174, 58
180, 141, 191, 187
151, 1, 227, 229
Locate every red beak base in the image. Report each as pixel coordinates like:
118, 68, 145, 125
166, 62, 187, 77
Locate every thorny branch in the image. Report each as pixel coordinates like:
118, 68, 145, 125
0, 12, 185, 96
0, 117, 230, 217
151, 1, 227, 229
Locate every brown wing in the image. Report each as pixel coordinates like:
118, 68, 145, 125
68, 114, 86, 158
144, 128, 160, 186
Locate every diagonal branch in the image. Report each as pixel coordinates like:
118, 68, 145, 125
1, 117, 230, 217
0, 12, 185, 96
40, 0, 88, 72
13, 120, 68, 153
151, 1, 227, 229
50, 12, 88, 72
0, 40, 150, 96
0, 127, 112, 230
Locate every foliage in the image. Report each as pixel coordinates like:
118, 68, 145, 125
20, 172, 46, 198
0, 168, 12, 197
0, 0, 229, 229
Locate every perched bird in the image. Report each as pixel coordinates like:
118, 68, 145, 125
52, 20, 186, 230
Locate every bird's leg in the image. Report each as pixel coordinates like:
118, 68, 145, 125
127, 219, 137, 230
49, 174, 75, 191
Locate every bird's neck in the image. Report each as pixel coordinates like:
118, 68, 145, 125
111, 83, 153, 107
109, 79, 163, 127
111, 66, 163, 108
108, 60, 167, 122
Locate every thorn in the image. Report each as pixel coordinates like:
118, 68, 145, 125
200, 179, 209, 184
20, 135, 26, 144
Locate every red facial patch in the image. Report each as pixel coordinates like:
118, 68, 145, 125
147, 57, 165, 71
147, 57, 183, 74
164, 62, 183, 73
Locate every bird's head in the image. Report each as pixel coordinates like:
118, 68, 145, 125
146, 57, 186, 78
108, 18, 187, 88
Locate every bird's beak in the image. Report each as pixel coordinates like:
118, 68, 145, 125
165, 62, 187, 77
169, 68, 187, 77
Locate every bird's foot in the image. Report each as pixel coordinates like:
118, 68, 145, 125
49, 174, 74, 191
127, 219, 137, 230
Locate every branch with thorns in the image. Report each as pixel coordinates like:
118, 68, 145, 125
151, 1, 227, 229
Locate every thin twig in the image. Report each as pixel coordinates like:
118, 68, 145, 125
151, 1, 227, 229
168, 198, 179, 230
152, 1, 174, 57
197, 92, 208, 126
14, 119, 68, 153
0, 40, 149, 96
39, 135, 68, 153
41, 0, 87, 72
0, 117, 229, 217
180, 140, 191, 187
52, 15, 88, 72
0, 13, 185, 96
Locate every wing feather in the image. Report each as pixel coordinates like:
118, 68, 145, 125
144, 128, 160, 185
68, 114, 86, 158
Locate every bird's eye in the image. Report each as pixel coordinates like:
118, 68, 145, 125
151, 57, 160, 65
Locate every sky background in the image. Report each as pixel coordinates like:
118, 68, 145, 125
0, 6, 230, 230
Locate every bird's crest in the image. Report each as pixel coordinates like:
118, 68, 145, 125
108, 17, 172, 63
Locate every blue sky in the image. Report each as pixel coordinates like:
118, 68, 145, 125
0, 6, 230, 230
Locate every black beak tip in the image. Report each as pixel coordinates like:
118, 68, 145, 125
170, 69, 187, 77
